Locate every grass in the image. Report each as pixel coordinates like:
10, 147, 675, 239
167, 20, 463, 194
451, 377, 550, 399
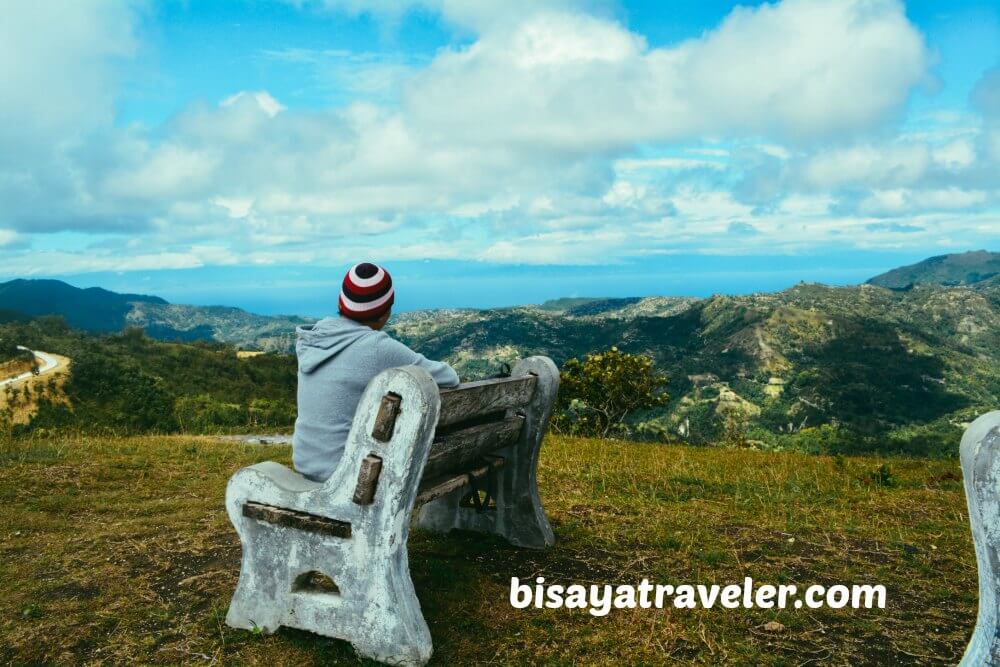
0, 433, 977, 665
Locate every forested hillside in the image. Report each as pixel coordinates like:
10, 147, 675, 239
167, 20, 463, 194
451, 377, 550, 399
2, 317, 296, 435
3, 252, 998, 456
390, 279, 1000, 456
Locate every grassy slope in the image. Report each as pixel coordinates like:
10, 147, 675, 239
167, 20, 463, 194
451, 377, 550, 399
1, 435, 977, 665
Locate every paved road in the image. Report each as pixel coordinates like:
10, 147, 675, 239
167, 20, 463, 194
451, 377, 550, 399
0, 347, 60, 387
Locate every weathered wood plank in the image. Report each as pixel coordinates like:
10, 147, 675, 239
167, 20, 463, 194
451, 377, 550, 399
424, 415, 523, 480
243, 502, 352, 538
414, 456, 504, 510
352, 455, 383, 505
438, 376, 536, 427
371, 394, 401, 442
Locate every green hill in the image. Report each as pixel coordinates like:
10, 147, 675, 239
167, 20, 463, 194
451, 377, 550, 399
389, 282, 1000, 455
867, 250, 1000, 289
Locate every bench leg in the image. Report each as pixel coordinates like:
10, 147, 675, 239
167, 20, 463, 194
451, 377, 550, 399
960, 411, 1000, 666
348, 560, 432, 666
225, 498, 299, 633
225, 524, 431, 666
415, 356, 558, 549
415, 458, 553, 549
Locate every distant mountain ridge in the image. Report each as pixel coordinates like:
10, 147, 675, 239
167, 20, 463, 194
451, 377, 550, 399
2, 250, 998, 453
0, 279, 165, 332
867, 250, 1000, 289
0, 278, 313, 351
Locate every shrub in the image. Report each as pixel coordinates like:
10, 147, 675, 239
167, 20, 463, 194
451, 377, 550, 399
174, 394, 248, 432
553, 347, 669, 438
248, 398, 296, 428
778, 423, 875, 456
54, 351, 179, 433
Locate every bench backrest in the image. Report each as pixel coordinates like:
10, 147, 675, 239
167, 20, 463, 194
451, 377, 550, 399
425, 375, 537, 479
356, 373, 542, 487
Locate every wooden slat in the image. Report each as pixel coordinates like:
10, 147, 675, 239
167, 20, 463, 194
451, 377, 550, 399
423, 415, 524, 480
243, 502, 352, 538
414, 456, 504, 510
438, 375, 536, 427
352, 455, 383, 505
371, 394, 401, 442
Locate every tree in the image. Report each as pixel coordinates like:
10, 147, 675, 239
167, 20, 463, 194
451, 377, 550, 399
553, 347, 669, 438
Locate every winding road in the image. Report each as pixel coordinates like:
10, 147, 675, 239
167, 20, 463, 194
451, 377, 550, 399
0, 346, 61, 387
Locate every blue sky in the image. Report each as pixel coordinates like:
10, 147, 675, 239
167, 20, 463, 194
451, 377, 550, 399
2, 1, 999, 315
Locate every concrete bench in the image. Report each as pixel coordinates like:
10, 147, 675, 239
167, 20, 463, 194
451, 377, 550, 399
224, 356, 559, 666
959, 410, 1000, 666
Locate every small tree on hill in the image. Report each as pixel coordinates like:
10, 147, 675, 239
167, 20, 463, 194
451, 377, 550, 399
553, 347, 669, 438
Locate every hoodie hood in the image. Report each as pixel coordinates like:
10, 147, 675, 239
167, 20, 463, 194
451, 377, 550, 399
295, 316, 376, 374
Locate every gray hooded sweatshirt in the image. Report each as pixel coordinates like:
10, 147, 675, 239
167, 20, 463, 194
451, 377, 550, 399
292, 316, 459, 482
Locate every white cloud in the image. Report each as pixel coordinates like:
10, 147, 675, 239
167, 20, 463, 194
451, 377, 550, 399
858, 188, 988, 216
0, 230, 22, 247
932, 139, 976, 169
104, 144, 222, 201
221, 91, 287, 117
478, 229, 628, 264
0, 1, 139, 234
602, 180, 646, 207
614, 157, 725, 172
802, 143, 931, 189
778, 194, 834, 217
3, 0, 999, 276
214, 197, 255, 219
670, 189, 754, 220
0, 1, 137, 147
406, 0, 929, 149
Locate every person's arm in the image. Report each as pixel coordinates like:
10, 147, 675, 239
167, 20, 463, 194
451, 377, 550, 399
375, 336, 460, 387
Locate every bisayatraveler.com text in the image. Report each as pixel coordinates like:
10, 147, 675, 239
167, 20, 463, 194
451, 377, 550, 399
510, 577, 887, 617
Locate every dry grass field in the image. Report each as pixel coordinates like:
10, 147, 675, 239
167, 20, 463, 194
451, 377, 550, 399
0, 433, 978, 665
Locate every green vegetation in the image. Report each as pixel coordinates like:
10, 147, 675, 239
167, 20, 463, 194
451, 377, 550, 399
0, 433, 976, 665
1, 318, 297, 437
554, 347, 669, 438
0, 336, 33, 365
3, 253, 999, 456
392, 278, 1000, 457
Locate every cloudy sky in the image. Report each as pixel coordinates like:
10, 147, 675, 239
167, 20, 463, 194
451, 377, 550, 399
2, 0, 999, 313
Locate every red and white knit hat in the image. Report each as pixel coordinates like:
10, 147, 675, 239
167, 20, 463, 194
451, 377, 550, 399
339, 262, 395, 321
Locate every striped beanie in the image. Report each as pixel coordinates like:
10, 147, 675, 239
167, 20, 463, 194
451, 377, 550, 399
339, 262, 395, 321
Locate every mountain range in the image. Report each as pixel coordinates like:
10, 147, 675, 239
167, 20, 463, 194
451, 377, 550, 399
4, 249, 998, 452
0, 278, 312, 352
866, 249, 1000, 289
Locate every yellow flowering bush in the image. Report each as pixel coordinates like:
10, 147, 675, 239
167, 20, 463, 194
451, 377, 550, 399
553, 347, 669, 438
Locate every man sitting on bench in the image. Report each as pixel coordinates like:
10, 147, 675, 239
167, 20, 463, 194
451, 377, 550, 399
293, 262, 460, 482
